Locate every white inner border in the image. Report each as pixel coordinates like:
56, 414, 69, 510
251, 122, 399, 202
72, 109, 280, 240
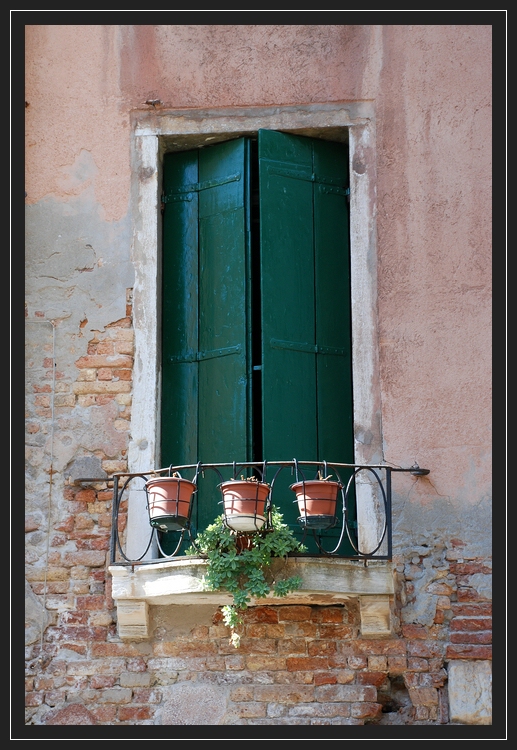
126, 103, 383, 556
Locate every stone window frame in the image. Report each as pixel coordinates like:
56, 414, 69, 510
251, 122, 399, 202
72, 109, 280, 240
125, 102, 383, 560
108, 103, 396, 639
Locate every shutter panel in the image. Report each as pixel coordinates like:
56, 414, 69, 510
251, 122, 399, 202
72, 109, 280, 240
198, 139, 251, 465
313, 139, 354, 464
258, 130, 317, 462
161, 138, 251, 538
258, 130, 354, 546
161, 150, 200, 467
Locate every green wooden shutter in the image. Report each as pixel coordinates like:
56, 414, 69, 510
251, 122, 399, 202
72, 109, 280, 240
258, 130, 354, 547
161, 150, 200, 467
162, 131, 354, 553
161, 138, 252, 539
197, 140, 251, 466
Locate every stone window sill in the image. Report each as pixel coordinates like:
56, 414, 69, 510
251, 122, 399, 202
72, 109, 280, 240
108, 556, 394, 640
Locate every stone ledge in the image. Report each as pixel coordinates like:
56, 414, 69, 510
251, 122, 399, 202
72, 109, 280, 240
109, 557, 394, 640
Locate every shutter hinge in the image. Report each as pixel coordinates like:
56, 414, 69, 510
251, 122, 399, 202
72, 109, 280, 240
270, 338, 347, 356
265, 162, 348, 194
162, 172, 241, 204
169, 344, 242, 364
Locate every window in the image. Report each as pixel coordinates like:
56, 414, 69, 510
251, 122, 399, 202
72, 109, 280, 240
160, 129, 355, 552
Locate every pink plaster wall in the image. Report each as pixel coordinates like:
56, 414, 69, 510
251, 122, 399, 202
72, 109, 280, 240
25, 24, 492, 508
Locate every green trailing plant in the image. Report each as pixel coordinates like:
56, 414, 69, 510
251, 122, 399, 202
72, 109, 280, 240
187, 506, 306, 648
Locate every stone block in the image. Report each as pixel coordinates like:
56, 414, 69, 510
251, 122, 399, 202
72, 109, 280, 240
448, 659, 491, 724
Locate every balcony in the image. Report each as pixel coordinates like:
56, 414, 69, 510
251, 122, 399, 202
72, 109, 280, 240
98, 460, 429, 639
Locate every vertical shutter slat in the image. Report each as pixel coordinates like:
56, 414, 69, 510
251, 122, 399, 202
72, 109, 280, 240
162, 139, 251, 538
161, 150, 200, 467
258, 130, 354, 549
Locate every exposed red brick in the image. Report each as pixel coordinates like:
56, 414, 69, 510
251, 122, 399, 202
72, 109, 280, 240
350, 702, 382, 720
75, 354, 133, 369
91, 706, 117, 723
407, 658, 429, 671
44, 690, 65, 706
96, 395, 116, 405
308, 641, 337, 657
246, 655, 286, 671
456, 588, 485, 602
159, 640, 218, 657
226, 638, 274, 655
403, 672, 420, 688
235, 702, 268, 719
50, 534, 67, 547
63, 551, 106, 567
450, 617, 492, 631
282, 621, 319, 637
47, 626, 108, 641
357, 671, 388, 688
96, 341, 115, 355
75, 489, 97, 504
314, 672, 337, 685
310, 607, 344, 623
91, 642, 142, 657
34, 676, 54, 691
445, 644, 492, 659
132, 689, 162, 703
319, 624, 356, 638
75, 538, 110, 551
277, 638, 307, 655
58, 611, 89, 626
346, 655, 368, 669
407, 641, 444, 658
387, 656, 407, 673
45, 704, 97, 724
451, 602, 492, 616
245, 607, 279, 624
421, 670, 447, 688
449, 562, 492, 575
408, 686, 439, 707
354, 640, 406, 656
286, 656, 329, 671
278, 606, 313, 621
449, 631, 492, 644
113, 369, 132, 380
401, 624, 427, 639
91, 569, 107, 582
76, 595, 109, 611
55, 516, 75, 533
55, 644, 87, 658
90, 675, 117, 689
245, 623, 284, 639
106, 317, 132, 328
253, 684, 315, 703
118, 706, 153, 722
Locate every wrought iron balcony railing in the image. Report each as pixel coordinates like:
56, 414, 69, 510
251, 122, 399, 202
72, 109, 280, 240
105, 460, 429, 566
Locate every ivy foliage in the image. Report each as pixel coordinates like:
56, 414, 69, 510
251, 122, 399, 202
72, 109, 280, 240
186, 506, 306, 647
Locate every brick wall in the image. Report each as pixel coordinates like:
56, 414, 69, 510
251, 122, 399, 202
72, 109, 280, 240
25, 476, 492, 726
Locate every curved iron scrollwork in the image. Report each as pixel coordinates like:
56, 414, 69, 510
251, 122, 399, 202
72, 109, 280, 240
108, 460, 429, 565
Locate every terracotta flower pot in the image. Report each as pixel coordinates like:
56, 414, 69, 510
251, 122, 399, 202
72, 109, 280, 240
145, 476, 196, 532
289, 479, 341, 530
219, 479, 270, 532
